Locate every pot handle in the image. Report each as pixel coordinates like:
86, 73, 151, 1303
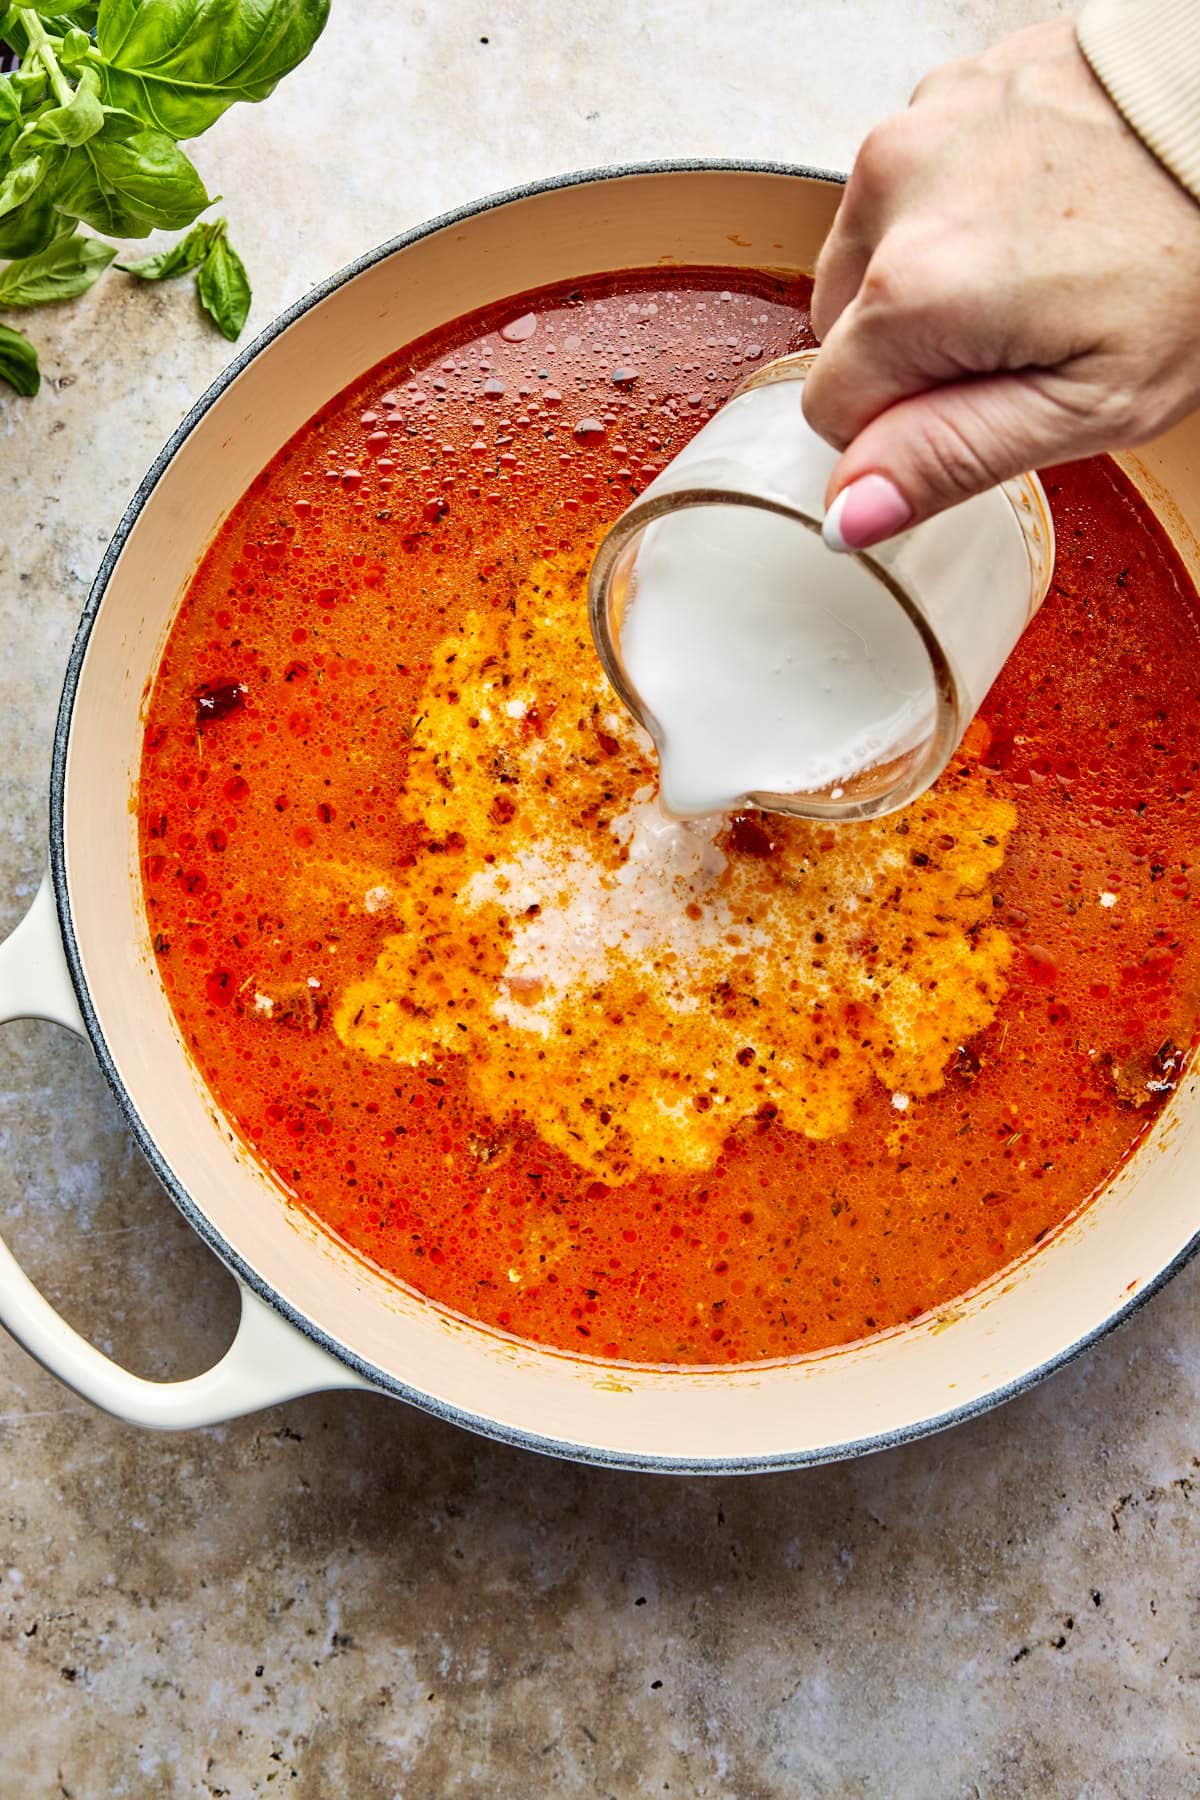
0, 872, 374, 1429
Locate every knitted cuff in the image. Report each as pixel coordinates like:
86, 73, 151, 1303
1077, 0, 1200, 202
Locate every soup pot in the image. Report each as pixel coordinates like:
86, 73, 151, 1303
3, 163, 1200, 1473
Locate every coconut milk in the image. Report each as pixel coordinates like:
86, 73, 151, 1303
597, 358, 1050, 822
621, 502, 934, 817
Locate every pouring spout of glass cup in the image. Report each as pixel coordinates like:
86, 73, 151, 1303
588, 350, 1055, 825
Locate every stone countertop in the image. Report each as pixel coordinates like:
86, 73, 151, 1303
3, 3, 1198, 1795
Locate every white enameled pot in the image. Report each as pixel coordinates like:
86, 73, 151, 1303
3, 164, 1200, 1472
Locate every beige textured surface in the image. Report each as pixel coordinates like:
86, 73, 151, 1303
8, 2, 1200, 1796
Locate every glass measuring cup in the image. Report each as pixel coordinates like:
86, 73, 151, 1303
588, 350, 1054, 822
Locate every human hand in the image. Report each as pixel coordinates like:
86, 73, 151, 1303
803, 18, 1200, 551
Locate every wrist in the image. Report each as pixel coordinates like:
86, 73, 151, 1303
1077, 0, 1200, 204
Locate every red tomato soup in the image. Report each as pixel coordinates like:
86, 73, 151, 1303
138, 269, 1200, 1365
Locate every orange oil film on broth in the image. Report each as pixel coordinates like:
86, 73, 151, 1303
138, 270, 1200, 1365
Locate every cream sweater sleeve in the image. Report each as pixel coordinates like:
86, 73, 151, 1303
1077, 0, 1200, 202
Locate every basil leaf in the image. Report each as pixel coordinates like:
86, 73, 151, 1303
52, 108, 209, 236
0, 186, 65, 257
0, 77, 22, 163
95, 0, 329, 139
58, 26, 95, 71
0, 229, 115, 305
9, 66, 49, 108
117, 237, 195, 279
0, 10, 35, 58
118, 216, 215, 278
21, 64, 104, 148
0, 76, 20, 122
0, 152, 52, 221
0, 321, 40, 395
196, 226, 249, 340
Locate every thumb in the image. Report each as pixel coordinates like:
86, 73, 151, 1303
820, 370, 1092, 552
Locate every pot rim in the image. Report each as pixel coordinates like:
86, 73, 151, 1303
46, 157, 1200, 1474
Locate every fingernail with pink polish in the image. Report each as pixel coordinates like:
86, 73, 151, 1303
822, 475, 912, 552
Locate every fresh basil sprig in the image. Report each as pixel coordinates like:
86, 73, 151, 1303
120, 213, 249, 340
0, 0, 329, 394
117, 214, 214, 280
